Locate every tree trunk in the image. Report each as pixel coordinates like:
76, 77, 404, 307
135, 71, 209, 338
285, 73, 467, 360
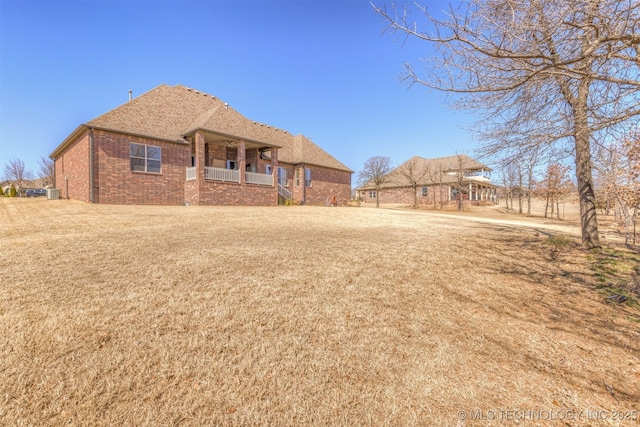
544, 197, 549, 218
574, 91, 601, 248
518, 193, 523, 214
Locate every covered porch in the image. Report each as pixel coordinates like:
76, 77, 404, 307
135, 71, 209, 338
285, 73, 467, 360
184, 130, 280, 205
458, 180, 498, 203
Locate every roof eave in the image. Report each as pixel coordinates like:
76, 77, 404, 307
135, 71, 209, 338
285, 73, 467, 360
182, 127, 282, 149
285, 160, 353, 174
51, 125, 190, 159
50, 125, 89, 159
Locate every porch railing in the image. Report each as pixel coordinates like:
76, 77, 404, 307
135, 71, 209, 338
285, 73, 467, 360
186, 167, 196, 181
246, 171, 273, 186
205, 166, 240, 182
278, 184, 292, 200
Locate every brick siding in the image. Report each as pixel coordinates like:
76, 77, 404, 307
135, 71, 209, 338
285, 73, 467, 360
54, 129, 351, 206
54, 132, 91, 202
289, 165, 351, 206
94, 130, 188, 205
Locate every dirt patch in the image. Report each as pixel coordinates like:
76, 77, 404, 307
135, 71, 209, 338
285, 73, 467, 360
1, 198, 639, 425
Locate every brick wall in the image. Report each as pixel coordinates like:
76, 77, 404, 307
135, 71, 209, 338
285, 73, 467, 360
54, 131, 91, 202
360, 185, 452, 207
288, 165, 351, 206
94, 130, 189, 205
196, 180, 277, 206
53, 129, 351, 207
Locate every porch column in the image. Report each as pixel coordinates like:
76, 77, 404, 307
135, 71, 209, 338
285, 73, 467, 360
469, 183, 473, 200
271, 147, 279, 187
195, 131, 205, 181
238, 140, 246, 183
191, 131, 206, 205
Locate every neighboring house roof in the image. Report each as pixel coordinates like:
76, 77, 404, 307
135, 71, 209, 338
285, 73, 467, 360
51, 84, 352, 173
358, 154, 493, 190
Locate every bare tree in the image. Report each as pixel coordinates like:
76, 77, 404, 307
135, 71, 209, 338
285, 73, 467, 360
535, 162, 573, 219
373, 0, 640, 248
38, 157, 54, 188
500, 162, 518, 212
358, 156, 393, 208
397, 157, 430, 208
449, 154, 468, 212
595, 139, 639, 245
427, 165, 445, 209
3, 158, 34, 195
495, 146, 541, 214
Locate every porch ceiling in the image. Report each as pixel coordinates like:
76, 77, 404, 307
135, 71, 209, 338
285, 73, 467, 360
200, 130, 279, 150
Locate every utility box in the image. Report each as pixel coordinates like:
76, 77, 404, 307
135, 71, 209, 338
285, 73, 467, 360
46, 189, 61, 200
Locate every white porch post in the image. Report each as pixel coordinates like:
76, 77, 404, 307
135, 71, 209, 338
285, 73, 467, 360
238, 140, 246, 184
271, 147, 279, 186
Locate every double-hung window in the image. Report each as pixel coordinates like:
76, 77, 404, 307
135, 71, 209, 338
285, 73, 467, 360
130, 143, 161, 173
304, 168, 312, 187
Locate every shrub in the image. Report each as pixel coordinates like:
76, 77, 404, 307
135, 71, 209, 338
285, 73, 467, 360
544, 234, 574, 261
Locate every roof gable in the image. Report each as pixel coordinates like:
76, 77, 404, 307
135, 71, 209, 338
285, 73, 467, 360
87, 84, 222, 142
51, 84, 352, 172
359, 154, 491, 189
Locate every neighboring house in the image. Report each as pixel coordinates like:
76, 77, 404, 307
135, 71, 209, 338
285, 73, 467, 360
2, 178, 47, 196
49, 84, 352, 206
357, 154, 498, 206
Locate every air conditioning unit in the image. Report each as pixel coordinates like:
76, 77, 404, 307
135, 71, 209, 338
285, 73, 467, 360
46, 189, 61, 200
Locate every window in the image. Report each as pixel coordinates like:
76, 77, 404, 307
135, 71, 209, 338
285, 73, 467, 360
278, 167, 288, 187
304, 168, 312, 187
130, 143, 161, 173
226, 160, 237, 170
295, 168, 300, 186
368, 191, 377, 199
266, 165, 273, 175
421, 186, 428, 197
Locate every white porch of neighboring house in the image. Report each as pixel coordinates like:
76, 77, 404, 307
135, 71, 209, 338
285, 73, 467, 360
451, 180, 498, 203
184, 130, 284, 205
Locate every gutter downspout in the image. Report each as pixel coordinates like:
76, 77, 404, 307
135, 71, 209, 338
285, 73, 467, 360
89, 127, 94, 203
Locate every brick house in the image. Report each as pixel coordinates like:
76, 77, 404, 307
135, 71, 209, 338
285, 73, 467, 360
49, 84, 352, 206
357, 154, 498, 206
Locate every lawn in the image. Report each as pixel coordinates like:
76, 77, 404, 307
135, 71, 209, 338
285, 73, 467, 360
1, 199, 639, 426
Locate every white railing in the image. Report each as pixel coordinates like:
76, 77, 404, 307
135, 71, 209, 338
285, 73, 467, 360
205, 166, 240, 182
246, 171, 273, 186
466, 175, 491, 183
186, 167, 196, 181
278, 184, 292, 200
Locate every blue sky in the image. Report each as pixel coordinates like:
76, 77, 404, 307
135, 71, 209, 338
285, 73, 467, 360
0, 0, 479, 179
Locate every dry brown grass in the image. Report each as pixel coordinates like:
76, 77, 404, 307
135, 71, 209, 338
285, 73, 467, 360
1, 198, 639, 426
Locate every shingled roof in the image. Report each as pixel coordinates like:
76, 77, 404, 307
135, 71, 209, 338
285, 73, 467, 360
359, 154, 492, 190
51, 84, 352, 173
